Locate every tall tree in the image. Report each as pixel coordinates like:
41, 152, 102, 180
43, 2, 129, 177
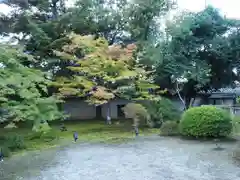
127, 0, 174, 42
0, 0, 174, 77
0, 45, 64, 130
140, 6, 240, 109
52, 34, 160, 122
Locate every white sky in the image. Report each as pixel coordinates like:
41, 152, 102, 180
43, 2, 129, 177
177, 0, 240, 19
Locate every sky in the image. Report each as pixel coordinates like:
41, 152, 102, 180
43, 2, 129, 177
177, 0, 240, 19
0, 0, 240, 19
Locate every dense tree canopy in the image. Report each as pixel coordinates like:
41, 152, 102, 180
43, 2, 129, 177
0, 46, 63, 126
1, 0, 240, 125
0, 0, 173, 126
52, 34, 159, 105
140, 6, 240, 108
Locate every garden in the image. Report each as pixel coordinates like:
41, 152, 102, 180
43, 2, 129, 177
1, 96, 240, 165
1, 101, 240, 180
1, 1, 240, 179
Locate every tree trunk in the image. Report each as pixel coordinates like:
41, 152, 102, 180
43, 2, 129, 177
184, 96, 197, 110
189, 97, 196, 108
176, 82, 186, 110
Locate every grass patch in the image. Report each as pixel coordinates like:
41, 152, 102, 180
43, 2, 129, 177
0, 120, 159, 156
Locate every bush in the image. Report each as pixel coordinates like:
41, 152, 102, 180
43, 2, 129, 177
160, 121, 179, 136
32, 122, 51, 133
122, 103, 150, 127
40, 131, 59, 142
143, 98, 181, 128
4, 134, 26, 151
26, 131, 58, 142
179, 106, 232, 138
27, 132, 43, 140
0, 145, 11, 157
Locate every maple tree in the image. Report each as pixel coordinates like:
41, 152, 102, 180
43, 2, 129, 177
52, 34, 160, 105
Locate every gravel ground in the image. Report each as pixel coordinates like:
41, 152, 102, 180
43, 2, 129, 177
1, 136, 240, 180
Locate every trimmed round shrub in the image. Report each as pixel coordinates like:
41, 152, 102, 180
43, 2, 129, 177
160, 121, 179, 136
179, 106, 232, 138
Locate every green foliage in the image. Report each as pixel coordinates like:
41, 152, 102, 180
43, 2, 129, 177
26, 128, 59, 142
237, 97, 240, 104
179, 106, 232, 138
0, 46, 64, 126
140, 6, 240, 108
160, 121, 179, 136
27, 132, 43, 140
128, 0, 174, 42
0, 0, 175, 79
144, 98, 180, 128
40, 131, 59, 142
54, 34, 159, 105
0, 146, 11, 157
4, 134, 26, 151
122, 103, 150, 127
32, 122, 52, 132
26, 131, 58, 143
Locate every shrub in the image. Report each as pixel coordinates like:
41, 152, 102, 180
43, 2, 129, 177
143, 98, 181, 128
40, 131, 59, 142
122, 103, 150, 127
4, 134, 26, 151
32, 122, 51, 133
160, 121, 179, 136
26, 131, 58, 142
27, 132, 43, 140
179, 106, 232, 138
0, 145, 11, 157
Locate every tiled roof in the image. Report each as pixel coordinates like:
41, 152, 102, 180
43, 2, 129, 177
216, 87, 240, 95
209, 93, 236, 99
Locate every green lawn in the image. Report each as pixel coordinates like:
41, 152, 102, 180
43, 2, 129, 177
0, 120, 159, 155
